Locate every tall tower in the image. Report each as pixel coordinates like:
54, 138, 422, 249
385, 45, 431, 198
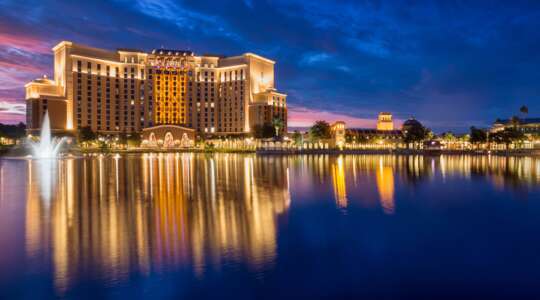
148, 50, 194, 126
377, 112, 394, 131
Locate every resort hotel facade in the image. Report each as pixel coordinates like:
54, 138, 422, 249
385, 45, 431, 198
25, 41, 287, 144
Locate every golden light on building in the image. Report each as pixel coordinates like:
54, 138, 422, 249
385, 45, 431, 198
331, 121, 346, 149
377, 112, 394, 131
152, 55, 190, 125
25, 41, 287, 137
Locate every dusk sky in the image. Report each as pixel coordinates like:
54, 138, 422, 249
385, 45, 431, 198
1, 0, 540, 132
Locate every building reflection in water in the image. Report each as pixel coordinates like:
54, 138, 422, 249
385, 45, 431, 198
376, 157, 395, 214
331, 156, 348, 210
24, 153, 291, 294
20, 154, 540, 294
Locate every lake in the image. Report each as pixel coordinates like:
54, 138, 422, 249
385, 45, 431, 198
1, 154, 540, 299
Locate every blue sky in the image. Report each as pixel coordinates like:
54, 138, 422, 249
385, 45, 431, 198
1, 0, 540, 132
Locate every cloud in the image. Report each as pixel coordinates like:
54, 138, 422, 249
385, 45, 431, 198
336, 65, 351, 73
0, 100, 26, 123
122, 0, 243, 41
0, 0, 540, 130
288, 105, 386, 128
0, 101, 25, 115
299, 52, 332, 66
0, 32, 51, 54
347, 38, 391, 58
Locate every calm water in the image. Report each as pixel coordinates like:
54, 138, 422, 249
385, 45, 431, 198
1, 154, 540, 299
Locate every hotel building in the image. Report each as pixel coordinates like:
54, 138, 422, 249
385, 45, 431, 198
25, 41, 287, 136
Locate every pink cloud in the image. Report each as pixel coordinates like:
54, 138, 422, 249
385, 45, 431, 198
0, 60, 43, 73
288, 105, 404, 129
288, 106, 373, 128
0, 100, 25, 124
0, 32, 52, 54
0, 30, 52, 124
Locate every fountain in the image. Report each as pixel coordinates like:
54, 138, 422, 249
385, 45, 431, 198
28, 111, 66, 158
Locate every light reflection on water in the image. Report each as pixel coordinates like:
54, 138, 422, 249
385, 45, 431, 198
22, 154, 292, 293
1, 154, 540, 298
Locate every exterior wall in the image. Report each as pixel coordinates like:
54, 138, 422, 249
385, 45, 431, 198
347, 129, 403, 143
331, 121, 346, 147
25, 96, 66, 132
217, 66, 247, 134
248, 89, 287, 132
25, 79, 65, 130
72, 57, 146, 133
26, 41, 287, 137
249, 101, 287, 131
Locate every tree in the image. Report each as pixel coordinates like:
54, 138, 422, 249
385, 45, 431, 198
403, 123, 428, 148
469, 126, 487, 148
520, 105, 529, 117
0, 122, 26, 139
79, 126, 96, 142
292, 130, 303, 145
441, 132, 456, 142
309, 120, 331, 141
271, 116, 284, 138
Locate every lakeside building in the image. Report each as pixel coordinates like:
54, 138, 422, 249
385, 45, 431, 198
346, 128, 403, 143
376, 112, 394, 131
25, 41, 287, 138
331, 121, 346, 148
346, 113, 402, 143
491, 118, 540, 135
330, 113, 403, 146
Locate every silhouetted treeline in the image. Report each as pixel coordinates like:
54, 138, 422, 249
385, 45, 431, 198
0, 122, 26, 138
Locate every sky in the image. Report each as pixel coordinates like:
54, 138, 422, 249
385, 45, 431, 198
1, 0, 540, 132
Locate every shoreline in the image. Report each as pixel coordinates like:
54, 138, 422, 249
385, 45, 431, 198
2, 144, 540, 157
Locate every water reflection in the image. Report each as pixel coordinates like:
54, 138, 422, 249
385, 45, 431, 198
376, 157, 395, 214
331, 156, 348, 210
4, 154, 540, 295
23, 154, 291, 293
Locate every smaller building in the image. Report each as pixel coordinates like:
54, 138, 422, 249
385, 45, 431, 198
25, 76, 67, 135
347, 129, 402, 143
331, 121, 346, 147
377, 112, 394, 131
248, 88, 287, 134
491, 118, 540, 135
141, 125, 195, 148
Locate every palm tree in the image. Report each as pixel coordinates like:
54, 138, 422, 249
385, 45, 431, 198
520, 105, 529, 119
271, 117, 284, 138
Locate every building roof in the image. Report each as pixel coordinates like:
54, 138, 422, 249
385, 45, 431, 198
494, 118, 540, 125
117, 48, 145, 53
348, 128, 402, 135
151, 49, 194, 56
402, 118, 422, 127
